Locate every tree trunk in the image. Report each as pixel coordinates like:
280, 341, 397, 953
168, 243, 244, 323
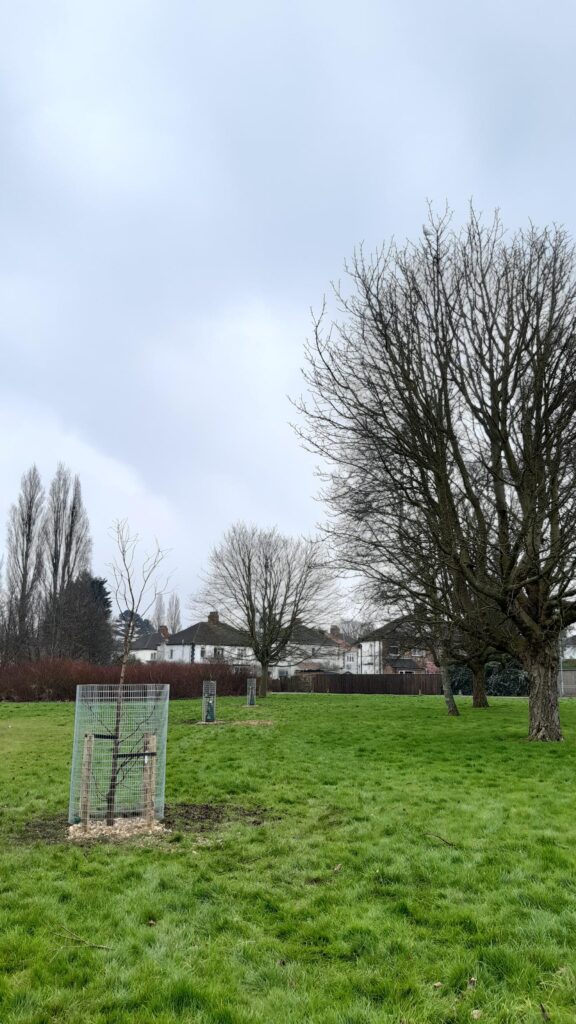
105, 626, 131, 824
440, 662, 459, 716
524, 645, 563, 741
258, 664, 268, 699
471, 661, 489, 708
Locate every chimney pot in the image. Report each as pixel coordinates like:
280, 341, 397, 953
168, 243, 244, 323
330, 624, 341, 637
207, 610, 220, 625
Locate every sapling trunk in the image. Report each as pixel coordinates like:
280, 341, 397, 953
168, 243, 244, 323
104, 619, 132, 824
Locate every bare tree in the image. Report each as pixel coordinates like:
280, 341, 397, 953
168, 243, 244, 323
105, 520, 168, 824
152, 593, 166, 631
41, 464, 92, 656
297, 207, 576, 740
5, 466, 45, 660
167, 592, 181, 634
197, 522, 334, 697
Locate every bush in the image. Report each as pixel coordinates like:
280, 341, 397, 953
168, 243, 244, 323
449, 661, 529, 697
0, 659, 252, 702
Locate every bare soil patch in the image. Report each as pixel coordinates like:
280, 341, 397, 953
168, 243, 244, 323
163, 802, 267, 831
19, 802, 269, 845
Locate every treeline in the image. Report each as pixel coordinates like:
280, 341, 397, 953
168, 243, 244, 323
0, 464, 113, 664
0, 659, 251, 701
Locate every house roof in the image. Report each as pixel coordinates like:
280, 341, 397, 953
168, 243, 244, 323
131, 631, 168, 651
356, 617, 414, 645
167, 620, 340, 651
291, 624, 339, 648
168, 620, 252, 648
387, 657, 419, 671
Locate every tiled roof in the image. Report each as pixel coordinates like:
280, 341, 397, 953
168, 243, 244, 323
357, 617, 416, 645
291, 624, 339, 648
168, 620, 252, 648
387, 657, 418, 671
131, 631, 168, 651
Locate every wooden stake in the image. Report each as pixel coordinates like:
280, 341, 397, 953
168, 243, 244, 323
148, 734, 157, 824
79, 733, 94, 832
143, 733, 157, 825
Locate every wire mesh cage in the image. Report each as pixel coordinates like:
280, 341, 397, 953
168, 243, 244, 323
68, 683, 169, 827
202, 680, 216, 723
247, 677, 257, 706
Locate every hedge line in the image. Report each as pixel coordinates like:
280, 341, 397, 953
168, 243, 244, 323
0, 659, 252, 701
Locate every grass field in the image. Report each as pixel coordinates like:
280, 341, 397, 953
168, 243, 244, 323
1, 695, 576, 1024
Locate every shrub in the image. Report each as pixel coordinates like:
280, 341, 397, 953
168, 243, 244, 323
449, 661, 529, 697
0, 659, 252, 702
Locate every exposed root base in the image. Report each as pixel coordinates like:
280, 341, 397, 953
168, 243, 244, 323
528, 731, 564, 742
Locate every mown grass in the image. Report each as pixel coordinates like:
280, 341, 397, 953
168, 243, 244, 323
0, 695, 575, 1023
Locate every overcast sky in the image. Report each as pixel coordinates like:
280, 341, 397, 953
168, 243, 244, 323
1, 0, 574, 614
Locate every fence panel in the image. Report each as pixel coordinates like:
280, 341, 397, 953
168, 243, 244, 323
270, 673, 443, 695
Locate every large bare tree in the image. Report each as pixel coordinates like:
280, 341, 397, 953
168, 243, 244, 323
197, 522, 334, 696
5, 466, 45, 660
297, 208, 576, 740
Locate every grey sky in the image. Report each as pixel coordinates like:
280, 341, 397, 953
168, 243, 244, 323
1, 0, 575, 603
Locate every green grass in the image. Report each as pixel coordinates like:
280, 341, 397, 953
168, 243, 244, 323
1, 696, 576, 1024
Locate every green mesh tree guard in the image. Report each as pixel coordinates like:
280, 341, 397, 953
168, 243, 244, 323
68, 683, 169, 825
202, 680, 216, 723
247, 677, 257, 706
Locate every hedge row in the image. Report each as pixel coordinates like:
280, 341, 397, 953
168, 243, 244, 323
0, 659, 252, 702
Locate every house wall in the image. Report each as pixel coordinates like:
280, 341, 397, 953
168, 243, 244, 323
131, 642, 168, 664
166, 643, 254, 665
357, 639, 439, 675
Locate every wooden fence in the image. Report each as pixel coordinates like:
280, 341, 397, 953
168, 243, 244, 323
270, 672, 443, 696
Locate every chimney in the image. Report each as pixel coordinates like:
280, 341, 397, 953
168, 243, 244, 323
207, 610, 220, 625
159, 625, 169, 640
330, 625, 341, 637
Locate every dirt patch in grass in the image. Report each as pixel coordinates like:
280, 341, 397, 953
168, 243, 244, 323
18, 813, 70, 844
163, 802, 268, 831
18, 802, 269, 845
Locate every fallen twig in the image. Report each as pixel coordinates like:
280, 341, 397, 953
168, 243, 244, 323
56, 927, 112, 951
423, 832, 457, 848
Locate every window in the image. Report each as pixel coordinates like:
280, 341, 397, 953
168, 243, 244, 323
200, 646, 206, 659
411, 648, 426, 658
168, 649, 174, 660
150, 652, 157, 662
214, 647, 224, 661
388, 644, 400, 657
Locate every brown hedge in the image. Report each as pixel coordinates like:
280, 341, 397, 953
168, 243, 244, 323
0, 659, 252, 702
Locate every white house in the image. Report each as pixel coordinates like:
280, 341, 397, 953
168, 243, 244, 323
129, 611, 346, 676
269, 624, 341, 678
165, 611, 252, 664
130, 626, 170, 663
354, 618, 439, 675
